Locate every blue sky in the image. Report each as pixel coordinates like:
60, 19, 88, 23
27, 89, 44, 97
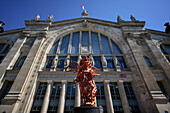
1, 0, 170, 32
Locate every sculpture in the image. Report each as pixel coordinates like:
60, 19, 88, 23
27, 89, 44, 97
65, 56, 100, 106
117, 15, 124, 23
34, 15, 40, 21
164, 22, 170, 34
82, 10, 89, 17
130, 15, 137, 21
47, 14, 53, 21
0, 21, 5, 33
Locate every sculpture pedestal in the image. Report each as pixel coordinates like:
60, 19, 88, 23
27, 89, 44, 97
73, 106, 103, 113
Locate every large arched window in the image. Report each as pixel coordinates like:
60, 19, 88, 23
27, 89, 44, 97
45, 31, 127, 71
160, 44, 170, 63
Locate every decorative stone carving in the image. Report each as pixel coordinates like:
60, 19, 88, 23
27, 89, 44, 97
64, 56, 70, 70
77, 55, 82, 64
37, 32, 47, 38
23, 38, 35, 47
0, 21, 5, 33
47, 15, 53, 21
124, 32, 133, 38
34, 15, 40, 21
117, 15, 124, 23
130, 15, 138, 22
82, 19, 88, 27
101, 55, 108, 71
19, 33, 30, 38
113, 56, 121, 72
81, 10, 89, 18
164, 22, 170, 34
89, 55, 94, 66
140, 33, 151, 40
51, 57, 58, 70
136, 39, 147, 46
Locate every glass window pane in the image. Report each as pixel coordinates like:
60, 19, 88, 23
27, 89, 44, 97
49, 40, 59, 54
82, 31, 89, 51
101, 34, 111, 54
160, 46, 166, 54
48, 83, 61, 112
57, 56, 66, 68
14, 56, 27, 69
157, 81, 169, 99
123, 82, 140, 113
71, 32, 79, 54
111, 40, 122, 54
96, 83, 107, 113
166, 56, 170, 62
109, 82, 123, 113
82, 31, 89, 46
45, 56, 55, 68
0, 44, 6, 52
64, 83, 75, 113
0, 81, 13, 103
116, 56, 127, 69
31, 82, 47, 112
91, 32, 100, 54
60, 34, 70, 54
105, 56, 114, 68
2, 44, 9, 54
164, 44, 170, 54
0, 56, 4, 63
93, 56, 102, 68
143, 56, 153, 67
70, 56, 78, 63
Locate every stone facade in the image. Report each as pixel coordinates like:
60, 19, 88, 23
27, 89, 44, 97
0, 14, 170, 113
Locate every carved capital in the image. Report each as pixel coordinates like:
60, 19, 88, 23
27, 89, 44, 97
124, 32, 133, 38
36, 32, 47, 38
104, 80, 110, 83
82, 19, 88, 27
140, 33, 151, 37
61, 80, 67, 84
19, 32, 30, 38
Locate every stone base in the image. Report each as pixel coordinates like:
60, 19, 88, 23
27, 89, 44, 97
73, 106, 103, 113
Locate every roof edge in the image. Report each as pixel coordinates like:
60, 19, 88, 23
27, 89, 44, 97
51, 17, 120, 28
146, 28, 170, 37
0, 28, 25, 36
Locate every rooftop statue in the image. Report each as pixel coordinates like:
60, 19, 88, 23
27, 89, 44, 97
65, 56, 100, 106
0, 21, 5, 33
47, 14, 53, 21
34, 14, 40, 21
117, 15, 124, 23
82, 10, 89, 17
130, 15, 138, 21
164, 22, 170, 34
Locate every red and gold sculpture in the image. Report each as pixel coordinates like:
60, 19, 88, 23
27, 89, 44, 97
65, 56, 100, 106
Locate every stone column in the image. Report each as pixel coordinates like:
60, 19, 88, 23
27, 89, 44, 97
142, 33, 170, 81
40, 80, 52, 113
0, 35, 27, 87
57, 80, 67, 113
89, 31, 92, 54
117, 80, 130, 113
74, 83, 81, 107
9, 34, 46, 94
0, 33, 46, 113
104, 80, 114, 113
125, 33, 160, 91
125, 33, 168, 112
